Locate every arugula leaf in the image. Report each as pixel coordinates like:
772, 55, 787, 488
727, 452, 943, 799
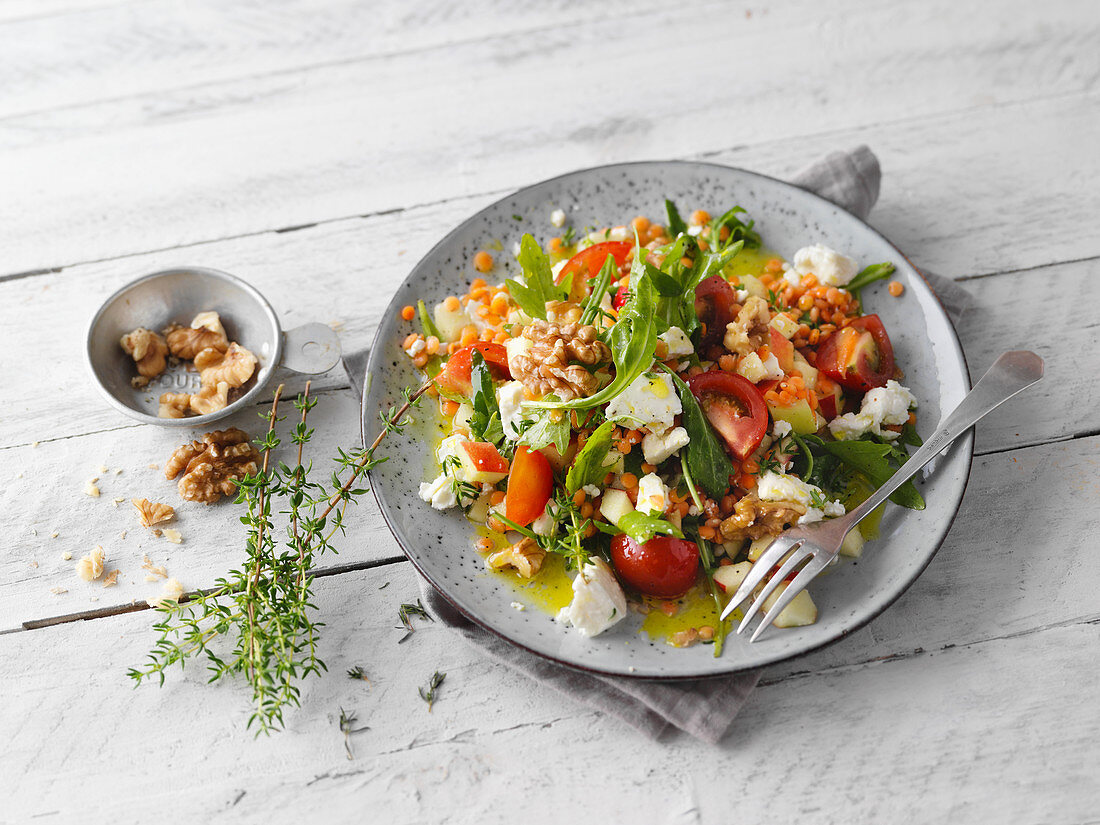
579, 253, 617, 327
665, 198, 687, 238
517, 399, 571, 454
846, 262, 896, 302
712, 205, 761, 250
505, 234, 565, 320
565, 420, 615, 494
417, 300, 441, 340
529, 253, 660, 412
806, 436, 924, 510
467, 351, 504, 445
659, 365, 734, 499
617, 511, 685, 544
654, 239, 743, 343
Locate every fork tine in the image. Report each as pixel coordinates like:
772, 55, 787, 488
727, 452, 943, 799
748, 554, 832, 642
719, 536, 801, 620
735, 542, 814, 635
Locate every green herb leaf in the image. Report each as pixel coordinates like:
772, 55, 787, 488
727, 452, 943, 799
565, 420, 615, 494
417, 300, 441, 340
467, 351, 504, 445
665, 198, 687, 238
617, 510, 685, 543
518, 401, 571, 454
579, 253, 617, 327
505, 234, 564, 320
847, 262, 896, 302
659, 365, 735, 499
712, 205, 761, 250
806, 436, 924, 510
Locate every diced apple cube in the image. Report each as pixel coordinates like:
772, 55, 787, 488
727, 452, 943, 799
434, 302, 469, 342
840, 527, 865, 558
457, 441, 509, 484
600, 489, 635, 528
761, 583, 818, 627
769, 312, 800, 339
713, 561, 753, 593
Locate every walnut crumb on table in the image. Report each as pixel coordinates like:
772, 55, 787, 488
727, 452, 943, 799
76, 546, 106, 581
131, 498, 175, 528
102, 569, 120, 588
162, 528, 182, 544
84, 479, 101, 497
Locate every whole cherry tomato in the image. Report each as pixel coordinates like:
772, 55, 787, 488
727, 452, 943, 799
610, 534, 700, 598
504, 446, 553, 527
556, 241, 633, 303
694, 275, 739, 349
815, 314, 895, 392
687, 370, 769, 460
434, 342, 510, 397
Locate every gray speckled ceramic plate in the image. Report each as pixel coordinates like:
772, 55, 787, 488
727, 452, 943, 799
363, 161, 972, 679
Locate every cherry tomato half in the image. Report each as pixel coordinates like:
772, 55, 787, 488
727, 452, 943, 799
610, 534, 700, 598
687, 370, 769, 460
504, 445, 554, 527
694, 275, 739, 350
612, 283, 631, 311
434, 342, 510, 397
815, 314, 895, 392
556, 241, 633, 303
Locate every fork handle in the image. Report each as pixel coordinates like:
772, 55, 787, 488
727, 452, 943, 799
843, 351, 1044, 528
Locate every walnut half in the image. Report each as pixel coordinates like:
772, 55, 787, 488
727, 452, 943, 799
164, 427, 260, 504
195, 342, 257, 389
486, 537, 546, 578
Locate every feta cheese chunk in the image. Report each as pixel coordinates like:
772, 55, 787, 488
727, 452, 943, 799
736, 352, 768, 383
531, 501, 560, 536
496, 380, 527, 439
772, 419, 793, 438
605, 373, 681, 433
759, 353, 784, 381
828, 380, 917, 441
659, 326, 694, 358
636, 473, 670, 515
642, 426, 690, 465
556, 559, 627, 637
405, 338, 426, 357
793, 244, 859, 287
550, 208, 566, 227
582, 484, 602, 498
756, 470, 844, 525
418, 474, 457, 510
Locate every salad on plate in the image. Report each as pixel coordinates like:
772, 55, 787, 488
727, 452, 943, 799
399, 201, 923, 654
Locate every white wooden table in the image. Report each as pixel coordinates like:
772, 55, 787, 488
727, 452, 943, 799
3, 1, 1098, 820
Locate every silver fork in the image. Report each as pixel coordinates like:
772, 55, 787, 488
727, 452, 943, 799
720, 350, 1045, 642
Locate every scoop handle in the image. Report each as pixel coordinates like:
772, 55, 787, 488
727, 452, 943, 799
281, 322, 342, 375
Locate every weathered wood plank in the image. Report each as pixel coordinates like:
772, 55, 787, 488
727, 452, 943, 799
1, 2, 1097, 274
2, 559, 1096, 823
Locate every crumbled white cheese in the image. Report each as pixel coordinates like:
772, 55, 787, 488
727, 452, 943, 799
759, 353, 784, 381
772, 419, 793, 438
641, 426, 690, 465
556, 559, 627, 637
735, 288, 749, 302
686, 224, 704, 237
511, 601, 526, 611
418, 474, 457, 510
550, 208, 566, 227
608, 225, 630, 241
757, 471, 844, 524
828, 380, 917, 441
659, 326, 694, 358
736, 352, 769, 383
582, 484, 602, 498
636, 473, 670, 515
405, 338, 426, 357
605, 373, 681, 433
793, 244, 859, 287
496, 380, 527, 439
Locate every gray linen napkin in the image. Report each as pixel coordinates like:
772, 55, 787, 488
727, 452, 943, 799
343, 146, 969, 743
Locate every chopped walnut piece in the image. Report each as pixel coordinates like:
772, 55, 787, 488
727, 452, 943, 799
131, 498, 175, 528
120, 328, 169, 379
164, 427, 260, 503
76, 545, 106, 581
50, 587, 68, 596
190, 310, 226, 337
486, 537, 546, 578
158, 392, 191, 419
668, 628, 701, 648
718, 493, 806, 544
84, 479, 101, 498
189, 380, 230, 415
102, 569, 120, 588
149, 577, 184, 608
510, 317, 611, 401
165, 322, 229, 360
723, 296, 771, 356
163, 528, 183, 544
195, 342, 257, 389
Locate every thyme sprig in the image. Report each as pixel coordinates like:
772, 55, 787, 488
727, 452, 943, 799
127, 379, 432, 735
419, 671, 446, 712
397, 599, 434, 643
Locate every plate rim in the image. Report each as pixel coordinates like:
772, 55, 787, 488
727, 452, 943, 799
363, 159, 974, 680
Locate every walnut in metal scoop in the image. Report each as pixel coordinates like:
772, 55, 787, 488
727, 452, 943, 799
164, 427, 260, 504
